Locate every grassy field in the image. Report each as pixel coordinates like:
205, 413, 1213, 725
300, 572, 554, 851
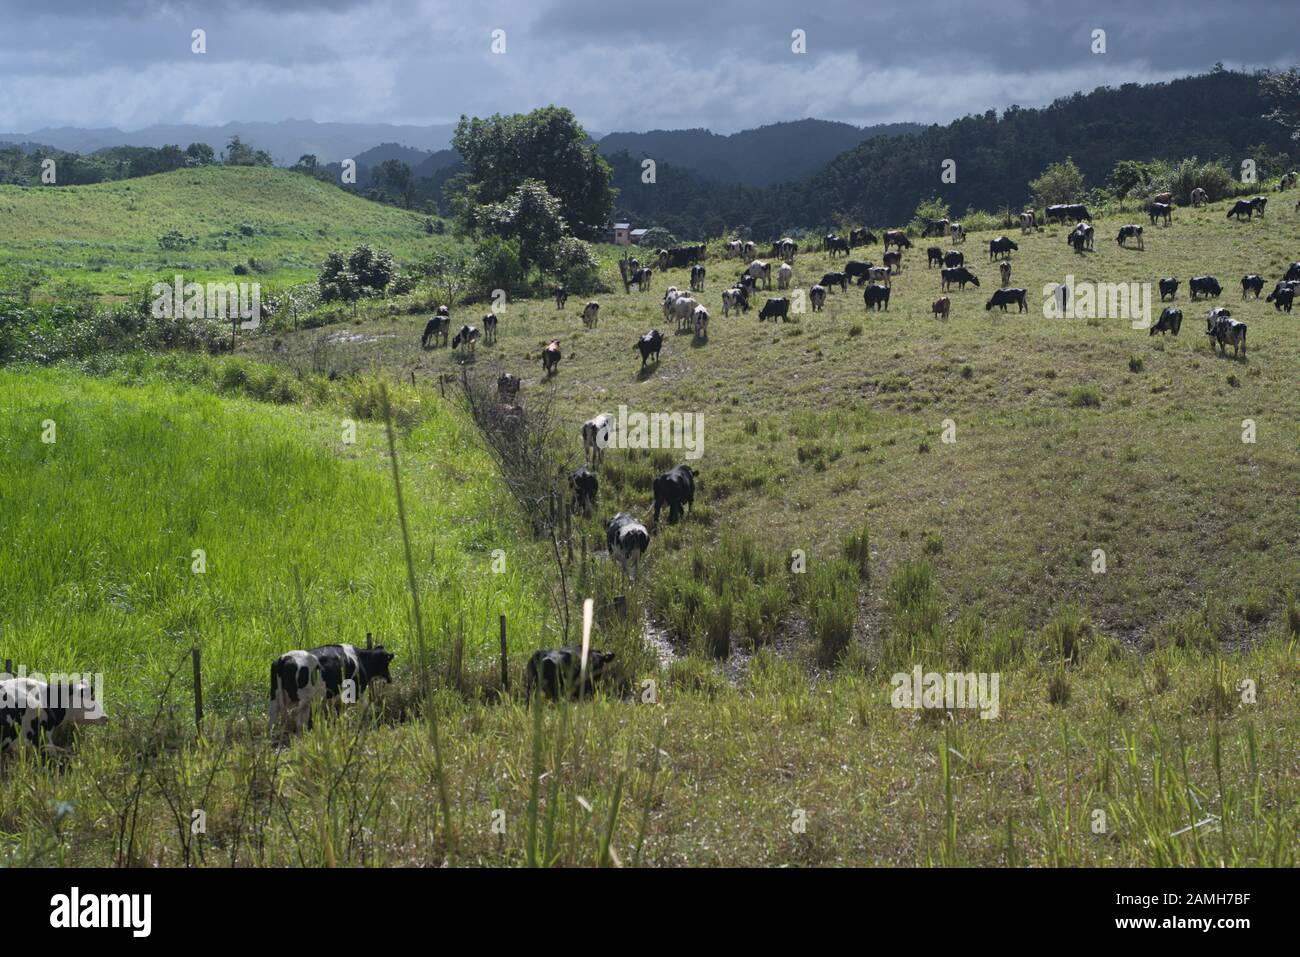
0, 166, 452, 296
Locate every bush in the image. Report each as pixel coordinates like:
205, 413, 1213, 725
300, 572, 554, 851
468, 235, 526, 298
1067, 385, 1102, 408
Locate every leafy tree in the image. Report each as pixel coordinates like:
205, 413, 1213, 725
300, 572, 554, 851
469, 236, 526, 297
1028, 157, 1086, 208
451, 107, 613, 237
475, 179, 568, 278
1260, 68, 1300, 141
552, 236, 601, 293
372, 159, 415, 208
185, 142, 216, 166
424, 249, 470, 306
317, 245, 395, 302
224, 135, 273, 167
637, 226, 676, 249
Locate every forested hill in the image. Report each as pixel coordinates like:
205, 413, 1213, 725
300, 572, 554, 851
611, 69, 1299, 235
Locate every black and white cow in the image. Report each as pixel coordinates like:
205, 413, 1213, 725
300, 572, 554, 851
843, 260, 874, 284
1189, 276, 1222, 300
606, 512, 650, 579
635, 329, 664, 368
452, 324, 480, 354
524, 648, 616, 704
1241, 274, 1265, 299
985, 288, 1028, 312
943, 250, 964, 269
883, 230, 913, 250
1159, 277, 1179, 301
1150, 307, 1182, 336
1206, 312, 1247, 357
571, 466, 598, 514
849, 227, 877, 247
542, 339, 562, 375
269, 644, 394, 735
483, 312, 498, 344
652, 464, 696, 524
554, 285, 568, 309
497, 373, 521, 401
758, 297, 790, 322
999, 261, 1012, 287
1227, 199, 1256, 221
582, 413, 613, 465
745, 260, 773, 289
1265, 282, 1295, 312
1148, 202, 1172, 226
863, 283, 891, 311
1, 677, 107, 757
988, 236, 1019, 260
421, 314, 450, 348
941, 266, 980, 290
1283, 262, 1300, 283
825, 236, 850, 257
1116, 224, 1144, 250
691, 264, 707, 292
582, 301, 601, 329
809, 284, 827, 311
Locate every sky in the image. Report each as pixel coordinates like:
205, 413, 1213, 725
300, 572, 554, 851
0, 0, 1295, 135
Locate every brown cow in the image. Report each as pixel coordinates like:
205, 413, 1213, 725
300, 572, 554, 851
932, 296, 951, 320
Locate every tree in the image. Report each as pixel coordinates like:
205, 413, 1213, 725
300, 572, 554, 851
451, 106, 614, 238
1029, 157, 1086, 207
475, 179, 568, 278
185, 142, 216, 166
637, 226, 676, 249
317, 245, 395, 303
372, 159, 415, 208
224, 135, 273, 167
424, 249, 470, 306
1260, 68, 1300, 141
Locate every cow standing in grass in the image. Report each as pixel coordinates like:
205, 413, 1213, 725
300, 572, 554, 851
541, 340, 561, 375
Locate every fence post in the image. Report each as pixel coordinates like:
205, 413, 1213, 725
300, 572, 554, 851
499, 615, 509, 692
366, 632, 373, 650
3, 658, 11, 677
191, 647, 204, 732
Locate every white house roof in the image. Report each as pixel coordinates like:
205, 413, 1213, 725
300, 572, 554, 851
613, 222, 631, 230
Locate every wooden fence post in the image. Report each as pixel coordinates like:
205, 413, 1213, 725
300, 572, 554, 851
3, 658, 11, 676
191, 647, 204, 732
499, 615, 509, 692
366, 632, 373, 650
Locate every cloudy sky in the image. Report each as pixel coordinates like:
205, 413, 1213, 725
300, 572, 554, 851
0, 0, 1295, 134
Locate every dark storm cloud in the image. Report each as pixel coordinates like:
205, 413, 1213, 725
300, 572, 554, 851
0, 0, 1293, 135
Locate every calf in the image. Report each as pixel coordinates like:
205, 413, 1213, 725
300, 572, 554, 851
653, 464, 696, 524
1, 677, 106, 757
269, 644, 393, 735
988, 236, 1018, 260
606, 512, 650, 579
1241, 274, 1265, 299
541, 339, 561, 375
941, 266, 980, 291
1189, 276, 1222, 300
524, 648, 616, 704
483, 312, 498, 344
1116, 224, 1144, 250
758, 297, 791, 322
421, 314, 450, 348
582, 413, 613, 465
809, 284, 827, 312
1159, 277, 1179, 301
1265, 282, 1295, 312
1250, 196, 1268, 217
985, 288, 1028, 312
999, 261, 1012, 287
635, 329, 664, 367
452, 324, 479, 354
1148, 202, 1172, 226
571, 466, 598, 514
927, 246, 944, 268
883, 250, 903, 275
1150, 307, 1182, 336
582, 301, 600, 329
693, 304, 710, 338
932, 296, 951, 320
863, 283, 891, 311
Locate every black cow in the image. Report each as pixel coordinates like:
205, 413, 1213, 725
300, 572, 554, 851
825, 236, 850, 257
1189, 276, 1222, 300
883, 229, 912, 250
926, 246, 944, 268
1283, 262, 1300, 283
1047, 203, 1092, 223
863, 283, 891, 311
941, 266, 980, 290
943, 250, 964, 268
985, 288, 1028, 312
311, 643, 394, 704
542, 339, 561, 375
758, 297, 791, 322
849, 228, 877, 247
652, 464, 696, 524
1150, 307, 1182, 336
843, 260, 874, 284
1241, 274, 1265, 299
635, 329, 664, 367
1158, 277, 1179, 301
988, 236, 1019, 260
571, 466, 598, 514
524, 648, 616, 704
1265, 282, 1295, 312
1148, 202, 1172, 226
421, 314, 450, 348
819, 271, 848, 293
1227, 200, 1255, 221
923, 218, 950, 238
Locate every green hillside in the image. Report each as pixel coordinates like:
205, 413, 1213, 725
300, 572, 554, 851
0, 166, 452, 296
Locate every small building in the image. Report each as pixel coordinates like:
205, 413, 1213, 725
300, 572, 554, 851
611, 223, 631, 245
629, 228, 650, 245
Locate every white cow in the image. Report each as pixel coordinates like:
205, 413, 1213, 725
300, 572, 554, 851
582, 413, 614, 465
670, 295, 700, 331
777, 261, 793, 290
693, 304, 709, 339
746, 260, 772, 289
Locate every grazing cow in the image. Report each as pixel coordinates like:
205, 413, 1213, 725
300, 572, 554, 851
884, 229, 913, 250
541, 339, 561, 374
942, 250, 965, 269
950, 223, 966, 243
988, 236, 1019, 260
652, 464, 696, 524
1206, 312, 1246, 357
819, 271, 848, 293
606, 512, 650, 579
826, 235, 850, 257
691, 264, 707, 292
571, 466, 598, 514
524, 648, 616, 704
452, 324, 480, 354
1265, 282, 1295, 312
582, 301, 600, 329
657, 245, 705, 271
850, 227, 877, 247
1283, 262, 1300, 283
1067, 222, 1095, 251
1, 677, 106, 756
810, 285, 827, 311
883, 250, 903, 275
1189, 276, 1222, 300
497, 373, 520, 401
863, 283, 891, 311
777, 238, 798, 260
1148, 202, 1172, 226
777, 262, 793, 290
1046, 203, 1092, 223
1241, 274, 1265, 299
941, 266, 980, 290
1159, 277, 1179, 301
932, 296, 951, 320
1019, 211, 1035, 233
742, 241, 757, 260
554, 286, 568, 309
693, 305, 710, 338
1227, 200, 1255, 221
985, 288, 1028, 312
758, 297, 791, 322
582, 413, 613, 465
270, 644, 394, 735
483, 312, 498, 343
632, 267, 654, 292
669, 295, 700, 331
726, 239, 744, 258
1280, 171, 1298, 190
312, 643, 394, 706
999, 261, 1012, 287
1250, 196, 1268, 217
1152, 191, 1173, 207
722, 287, 745, 316
1116, 224, 1144, 250
746, 260, 772, 289
843, 260, 874, 284
1150, 307, 1182, 336
635, 329, 664, 367
923, 218, 950, 238
868, 265, 891, 285
421, 314, 450, 348
927, 246, 944, 268
1190, 187, 1208, 207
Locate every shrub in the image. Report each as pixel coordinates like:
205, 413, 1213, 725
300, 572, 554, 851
1067, 385, 1102, 408
841, 523, 870, 580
